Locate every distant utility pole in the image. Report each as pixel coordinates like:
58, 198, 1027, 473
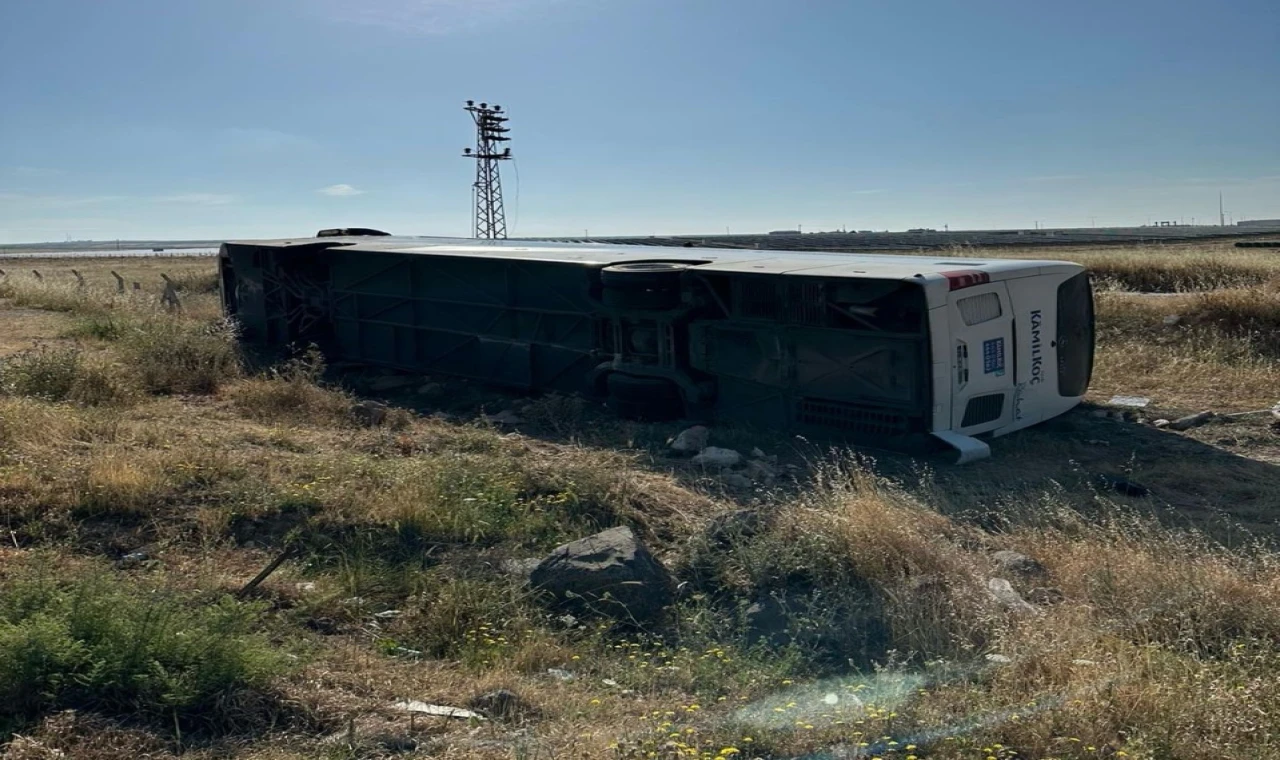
462, 101, 513, 239
1219, 192, 1225, 227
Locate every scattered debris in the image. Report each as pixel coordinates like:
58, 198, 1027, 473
1162, 314, 1182, 326
546, 668, 575, 682
116, 550, 150, 567
669, 425, 710, 454
984, 653, 1013, 665
691, 446, 742, 468
295, 581, 317, 593
1097, 475, 1151, 498
1072, 659, 1099, 667
1168, 411, 1215, 431
1108, 395, 1150, 408
991, 550, 1048, 579
391, 701, 486, 721
237, 545, 299, 598
529, 526, 675, 623
1153, 419, 1171, 428
373, 609, 402, 619
1218, 404, 1280, 420
986, 578, 1042, 616
483, 409, 524, 425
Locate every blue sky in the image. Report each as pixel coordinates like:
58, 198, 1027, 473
1, 0, 1278, 243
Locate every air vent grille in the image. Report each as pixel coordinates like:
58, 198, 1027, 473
961, 393, 1005, 427
797, 398, 910, 437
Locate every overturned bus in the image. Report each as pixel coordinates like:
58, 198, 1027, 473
218, 234, 1094, 462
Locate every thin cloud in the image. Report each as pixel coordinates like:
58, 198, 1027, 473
310, 0, 569, 35
318, 184, 366, 197
851, 189, 886, 195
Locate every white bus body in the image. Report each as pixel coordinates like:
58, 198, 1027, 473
220, 236, 1095, 462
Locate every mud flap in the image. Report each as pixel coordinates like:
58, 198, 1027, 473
932, 430, 991, 465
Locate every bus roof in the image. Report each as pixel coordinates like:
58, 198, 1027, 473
227, 235, 1081, 280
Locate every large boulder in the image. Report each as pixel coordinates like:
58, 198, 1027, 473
530, 526, 674, 624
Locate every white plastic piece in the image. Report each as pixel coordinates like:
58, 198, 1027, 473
392, 701, 486, 720
932, 430, 992, 465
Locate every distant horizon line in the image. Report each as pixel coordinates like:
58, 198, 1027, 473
5, 220, 1280, 251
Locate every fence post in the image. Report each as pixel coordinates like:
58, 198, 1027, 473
32, 270, 42, 282
71, 269, 85, 288
111, 271, 125, 293
160, 273, 182, 312
133, 282, 141, 291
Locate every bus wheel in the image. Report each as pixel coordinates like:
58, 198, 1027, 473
605, 373, 684, 420
600, 262, 687, 310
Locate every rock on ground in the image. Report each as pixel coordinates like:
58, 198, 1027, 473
691, 446, 742, 468
351, 400, 389, 427
530, 526, 674, 624
1096, 474, 1151, 498
483, 409, 524, 425
986, 577, 1042, 616
669, 425, 710, 454
1168, 410, 1215, 431
468, 689, 533, 721
499, 557, 542, 579
991, 550, 1048, 578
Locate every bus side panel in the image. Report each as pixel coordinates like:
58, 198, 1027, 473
328, 251, 602, 392
688, 277, 933, 442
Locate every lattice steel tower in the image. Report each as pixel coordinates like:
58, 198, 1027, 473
463, 101, 513, 239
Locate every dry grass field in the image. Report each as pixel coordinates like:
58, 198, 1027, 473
1, 241, 1278, 760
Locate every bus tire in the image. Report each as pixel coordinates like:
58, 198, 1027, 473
599, 261, 688, 290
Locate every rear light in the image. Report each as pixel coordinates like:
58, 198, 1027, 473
941, 270, 991, 291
